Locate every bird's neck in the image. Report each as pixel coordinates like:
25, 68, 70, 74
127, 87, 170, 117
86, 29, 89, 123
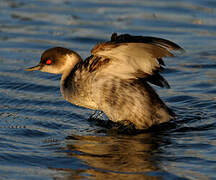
60, 53, 82, 97
61, 53, 82, 82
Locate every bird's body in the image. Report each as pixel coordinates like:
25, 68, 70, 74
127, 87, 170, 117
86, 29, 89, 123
25, 33, 183, 129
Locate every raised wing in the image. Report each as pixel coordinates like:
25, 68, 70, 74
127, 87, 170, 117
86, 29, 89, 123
89, 33, 184, 88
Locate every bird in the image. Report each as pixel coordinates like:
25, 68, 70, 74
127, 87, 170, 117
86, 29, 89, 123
25, 33, 184, 130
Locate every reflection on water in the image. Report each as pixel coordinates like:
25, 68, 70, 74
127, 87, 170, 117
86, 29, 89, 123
54, 133, 162, 179
0, 0, 216, 179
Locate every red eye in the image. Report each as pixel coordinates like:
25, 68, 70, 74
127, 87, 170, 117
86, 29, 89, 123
46, 59, 52, 65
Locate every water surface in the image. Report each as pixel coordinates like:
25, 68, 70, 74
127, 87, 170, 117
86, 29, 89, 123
0, 0, 216, 179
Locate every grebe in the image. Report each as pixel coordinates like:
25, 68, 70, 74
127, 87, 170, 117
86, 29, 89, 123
25, 33, 183, 129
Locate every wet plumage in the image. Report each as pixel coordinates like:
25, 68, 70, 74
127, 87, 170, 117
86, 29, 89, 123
25, 33, 184, 129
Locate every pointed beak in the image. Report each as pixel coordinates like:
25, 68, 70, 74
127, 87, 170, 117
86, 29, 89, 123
25, 64, 41, 71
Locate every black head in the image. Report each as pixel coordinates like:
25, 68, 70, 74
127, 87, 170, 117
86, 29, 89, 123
25, 47, 81, 74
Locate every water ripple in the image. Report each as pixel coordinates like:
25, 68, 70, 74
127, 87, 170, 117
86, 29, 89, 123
0, 0, 216, 179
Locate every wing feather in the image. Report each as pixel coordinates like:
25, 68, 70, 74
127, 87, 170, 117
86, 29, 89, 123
90, 33, 184, 88
110, 33, 184, 52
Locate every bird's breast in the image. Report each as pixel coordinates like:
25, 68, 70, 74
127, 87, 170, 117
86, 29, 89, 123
60, 82, 98, 110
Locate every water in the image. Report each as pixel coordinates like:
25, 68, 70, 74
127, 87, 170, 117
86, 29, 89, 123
0, 0, 216, 179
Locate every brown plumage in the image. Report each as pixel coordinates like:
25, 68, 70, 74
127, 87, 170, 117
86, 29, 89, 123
25, 33, 184, 130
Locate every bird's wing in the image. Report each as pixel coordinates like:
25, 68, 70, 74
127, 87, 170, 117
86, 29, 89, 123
89, 33, 184, 88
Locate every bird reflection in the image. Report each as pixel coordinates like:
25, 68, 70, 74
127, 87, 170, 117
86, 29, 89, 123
52, 132, 165, 180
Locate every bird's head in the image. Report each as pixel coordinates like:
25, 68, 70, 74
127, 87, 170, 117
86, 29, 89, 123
25, 47, 82, 74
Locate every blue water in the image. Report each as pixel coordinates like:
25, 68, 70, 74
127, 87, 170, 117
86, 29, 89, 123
0, 0, 216, 179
